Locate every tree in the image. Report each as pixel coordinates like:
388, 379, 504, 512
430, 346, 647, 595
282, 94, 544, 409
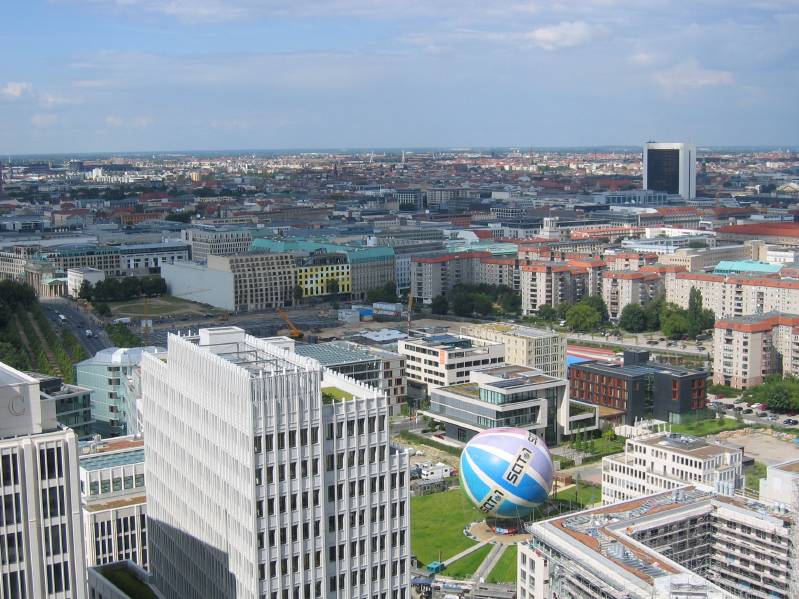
643, 295, 664, 330
78, 280, 93, 301
661, 311, 690, 338
499, 293, 521, 314
472, 293, 493, 316
165, 212, 192, 223
141, 276, 167, 297
566, 304, 601, 332
325, 278, 340, 295
451, 292, 474, 317
294, 285, 304, 303
619, 304, 647, 332
537, 305, 558, 321
688, 240, 708, 249
556, 302, 571, 320
366, 282, 397, 303
430, 295, 449, 315
687, 288, 714, 338
579, 295, 609, 322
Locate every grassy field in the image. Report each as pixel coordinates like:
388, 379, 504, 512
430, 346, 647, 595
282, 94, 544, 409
555, 484, 601, 507
486, 545, 518, 584
670, 417, 745, 437
109, 295, 220, 317
411, 489, 482, 566
321, 386, 354, 403
444, 544, 492, 580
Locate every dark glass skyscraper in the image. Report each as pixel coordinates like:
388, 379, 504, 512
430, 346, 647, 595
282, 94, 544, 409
645, 148, 680, 194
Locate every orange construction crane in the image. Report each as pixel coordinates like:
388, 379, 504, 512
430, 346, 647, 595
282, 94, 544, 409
276, 307, 303, 339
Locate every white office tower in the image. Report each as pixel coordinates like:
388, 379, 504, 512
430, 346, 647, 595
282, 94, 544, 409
0, 362, 87, 599
140, 327, 410, 599
643, 142, 696, 199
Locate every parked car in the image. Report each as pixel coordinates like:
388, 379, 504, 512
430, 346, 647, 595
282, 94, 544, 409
756, 411, 767, 417
783, 418, 799, 426
768, 414, 779, 421
742, 408, 753, 414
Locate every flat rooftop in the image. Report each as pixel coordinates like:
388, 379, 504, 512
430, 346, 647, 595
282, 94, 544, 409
636, 433, 732, 458
478, 323, 558, 339
572, 360, 704, 378
774, 459, 799, 474
295, 341, 377, 366
80, 448, 144, 471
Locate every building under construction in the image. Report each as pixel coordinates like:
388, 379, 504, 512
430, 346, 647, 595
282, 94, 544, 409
518, 486, 795, 599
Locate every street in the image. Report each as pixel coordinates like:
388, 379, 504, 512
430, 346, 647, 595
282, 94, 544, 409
40, 297, 112, 355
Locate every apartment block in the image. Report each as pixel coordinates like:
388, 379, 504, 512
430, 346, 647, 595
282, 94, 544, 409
181, 227, 253, 262
459, 322, 567, 379
759, 459, 799, 511
666, 273, 799, 318
602, 432, 742, 504
410, 252, 485, 304
519, 262, 588, 315
0, 362, 87, 599
140, 327, 410, 599
519, 487, 794, 599
398, 333, 504, 392
569, 351, 708, 425
295, 252, 352, 299
602, 270, 664, 320
421, 363, 596, 445
604, 251, 658, 271
79, 437, 147, 570
712, 312, 799, 388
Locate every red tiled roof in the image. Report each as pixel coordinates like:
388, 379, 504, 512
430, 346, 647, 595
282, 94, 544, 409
715, 313, 799, 333
717, 223, 799, 237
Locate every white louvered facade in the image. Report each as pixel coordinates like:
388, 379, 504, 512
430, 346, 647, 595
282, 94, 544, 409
141, 326, 410, 599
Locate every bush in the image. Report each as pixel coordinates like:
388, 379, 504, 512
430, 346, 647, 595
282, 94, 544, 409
106, 323, 142, 348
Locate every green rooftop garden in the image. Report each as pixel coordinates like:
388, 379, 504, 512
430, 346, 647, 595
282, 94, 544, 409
101, 565, 159, 599
321, 386, 354, 404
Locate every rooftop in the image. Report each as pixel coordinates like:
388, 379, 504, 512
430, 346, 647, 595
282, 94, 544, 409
294, 341, 378, 366
713, 259, 782, 275
572, 359, 704, 379
773, 459, 799, 474
78, 346, 162, 367
474, 322, 560, 339
99, 563, 159, 599
636, 433, 733, 458
80, 448, 145, 472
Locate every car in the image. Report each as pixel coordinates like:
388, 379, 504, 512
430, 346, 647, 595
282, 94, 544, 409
646, 340, 658, 345
697, 346, 707, 351
658, 337, 665, 342
768, 414, 779, 421
742, 408, 753, 414
783, 418, 799, 426
757, 411, 767, 417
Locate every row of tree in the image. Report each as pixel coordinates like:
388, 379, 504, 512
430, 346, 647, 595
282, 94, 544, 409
79, 276, 167, 303
533, 295, 610, 332
743, 376, 799, 413
430, 284, 521, 318
618, 289, 714, 338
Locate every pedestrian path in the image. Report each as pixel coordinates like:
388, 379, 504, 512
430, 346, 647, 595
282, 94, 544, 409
471, 543, 506, 582
443, 540, 489, 567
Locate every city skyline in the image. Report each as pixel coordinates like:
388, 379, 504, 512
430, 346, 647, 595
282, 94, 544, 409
1, 1, 797, 153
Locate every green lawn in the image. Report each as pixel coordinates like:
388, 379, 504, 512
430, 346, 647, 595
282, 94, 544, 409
110, 295, 220, 317
321, 386, 354, 403
670, 417, 745, 437
444, 544, 492, 580
744, 461, 767, 494
487, 545, 517, 584
555, 484, 601, 507
411, 489, 482, 566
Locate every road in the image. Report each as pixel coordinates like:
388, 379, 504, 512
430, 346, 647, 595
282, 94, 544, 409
566, 332, 711, 358
41, 298, 111, 356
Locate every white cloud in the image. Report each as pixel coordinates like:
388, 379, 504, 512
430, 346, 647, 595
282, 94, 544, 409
104, 115, 153, 127
652, 61, 734, 93
525, 21, 601, 51
630, 51, 657, 65
1, 81, 33, 100
30, 113, 59, 128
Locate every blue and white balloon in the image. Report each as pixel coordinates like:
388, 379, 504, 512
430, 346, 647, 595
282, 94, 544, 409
460, 427, 553, 519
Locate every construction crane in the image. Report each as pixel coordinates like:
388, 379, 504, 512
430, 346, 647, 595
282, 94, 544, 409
276, 307, 303, 339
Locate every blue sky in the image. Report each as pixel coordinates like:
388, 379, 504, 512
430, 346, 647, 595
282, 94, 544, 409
1, 0, 797, 153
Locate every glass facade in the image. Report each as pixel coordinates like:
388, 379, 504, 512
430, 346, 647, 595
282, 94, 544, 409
646, 148, 680, 194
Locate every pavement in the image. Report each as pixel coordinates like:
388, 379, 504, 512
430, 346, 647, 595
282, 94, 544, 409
566, 331, 711, 358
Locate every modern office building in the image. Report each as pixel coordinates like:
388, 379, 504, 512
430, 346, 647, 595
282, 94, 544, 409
602, 431, 742, 504
643, 142, 696, 199
459, 323, 567, 378
76, 346, 162, 438
140, 327, 410, 599
519, 486, 794, 599
569, 351, 708, 425
46, 242, 190, 277
251, 239, 395, 300
180, 227, 253, 262
31, 372, 95, 439
162, 251, 297, 312
422, 364, 596, 445
79, 436, 147, 570
712, 312, 799, 388
398, 333, 505, 392
294, 341, 406, 415
0, 361, 88, 599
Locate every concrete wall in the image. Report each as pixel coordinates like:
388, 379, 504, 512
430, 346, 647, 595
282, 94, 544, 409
161, 262, 234, 311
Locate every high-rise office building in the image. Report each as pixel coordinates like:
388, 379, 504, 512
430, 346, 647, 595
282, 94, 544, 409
0, 361, 87, 599
643, 142, 696, 199
140, 326, 410, 599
